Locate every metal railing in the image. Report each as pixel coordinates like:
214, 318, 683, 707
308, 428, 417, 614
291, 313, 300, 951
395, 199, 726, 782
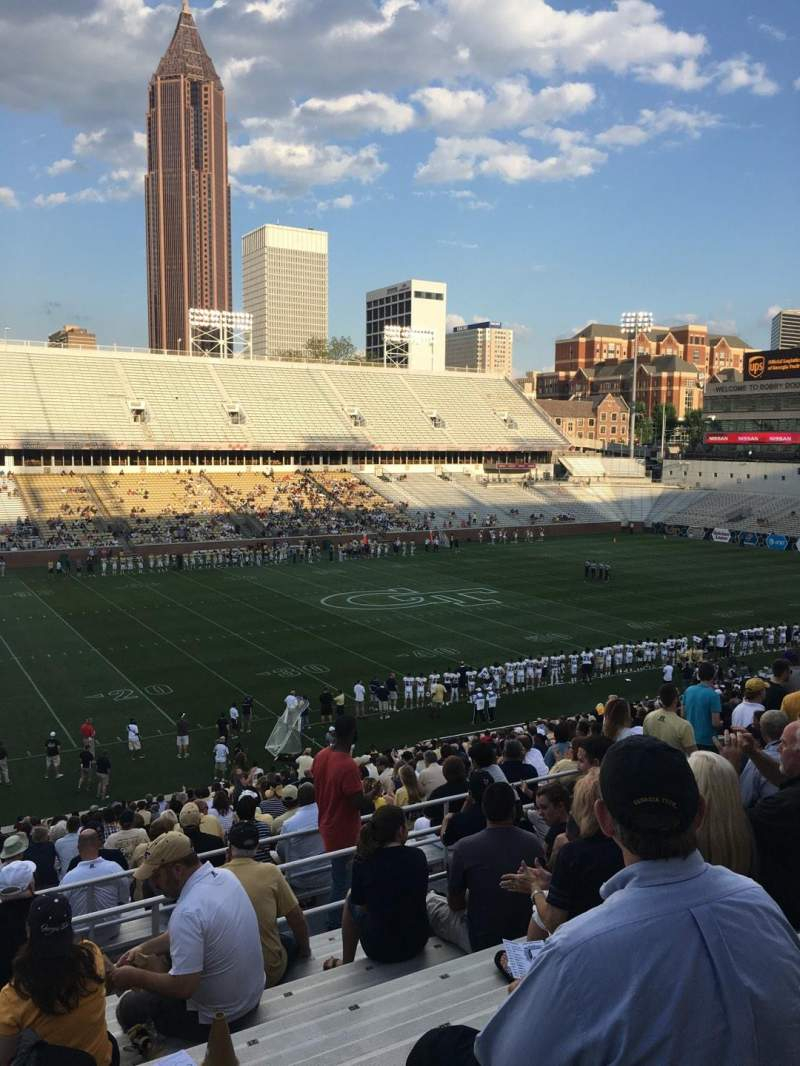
39, 768, 579, 945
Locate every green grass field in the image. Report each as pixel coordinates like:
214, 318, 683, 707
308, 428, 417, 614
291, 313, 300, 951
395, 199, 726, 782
1, 532, 797, 822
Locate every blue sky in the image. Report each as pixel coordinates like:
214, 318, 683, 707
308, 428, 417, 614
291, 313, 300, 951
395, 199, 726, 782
0, 0, 797, 372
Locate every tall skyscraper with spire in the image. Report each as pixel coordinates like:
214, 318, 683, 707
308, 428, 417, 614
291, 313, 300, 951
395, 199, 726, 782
145, 0, 232, 353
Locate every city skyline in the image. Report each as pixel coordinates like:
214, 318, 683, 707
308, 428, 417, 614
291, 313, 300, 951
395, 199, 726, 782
0, 0, 797, 371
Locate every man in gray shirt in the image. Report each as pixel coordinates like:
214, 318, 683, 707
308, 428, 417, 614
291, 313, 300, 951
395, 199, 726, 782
60, 829, 130, 944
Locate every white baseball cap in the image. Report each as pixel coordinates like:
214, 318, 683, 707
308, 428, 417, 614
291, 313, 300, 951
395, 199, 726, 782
0, 860, 36, 896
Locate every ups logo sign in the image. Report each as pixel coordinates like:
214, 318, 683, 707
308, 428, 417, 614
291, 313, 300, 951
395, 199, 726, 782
747, 355, 766, 379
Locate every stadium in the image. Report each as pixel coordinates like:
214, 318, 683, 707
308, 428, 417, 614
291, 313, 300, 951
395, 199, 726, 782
2, 334, 800, 1062
1, 1, 799, 1062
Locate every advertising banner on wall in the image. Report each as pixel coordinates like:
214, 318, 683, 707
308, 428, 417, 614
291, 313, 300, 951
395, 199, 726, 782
687, 527, 705, 539
740, 531, 760, 547
766, 533, 789, 551
744, 348, 800, 381
704, 432, 800, 445
711, 528, 731, 543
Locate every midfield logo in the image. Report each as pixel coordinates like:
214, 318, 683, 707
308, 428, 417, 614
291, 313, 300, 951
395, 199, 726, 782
320, 586, 501, 610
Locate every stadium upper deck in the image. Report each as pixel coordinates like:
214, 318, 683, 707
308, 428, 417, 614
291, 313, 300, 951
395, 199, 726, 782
0, 341, 567, 462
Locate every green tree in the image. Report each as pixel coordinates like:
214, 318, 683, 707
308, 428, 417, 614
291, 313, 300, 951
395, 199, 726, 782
683, 408, 706, 448
304, 337, 329, 361
653, 403, 678, 442
328, 335, 358, 362
632, 401, 653, 445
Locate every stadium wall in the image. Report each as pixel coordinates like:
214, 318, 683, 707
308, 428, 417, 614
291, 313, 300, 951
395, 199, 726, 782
0, 522, 633, 569
664, 459, 800, 493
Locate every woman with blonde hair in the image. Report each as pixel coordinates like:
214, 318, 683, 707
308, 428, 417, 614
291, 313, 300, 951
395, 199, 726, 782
500, 768, 623, 940
602, 698, 635, 742
689, 751, 754, 876
394, 764, 424, 809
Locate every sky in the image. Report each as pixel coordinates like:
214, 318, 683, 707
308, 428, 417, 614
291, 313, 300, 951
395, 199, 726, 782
0, 0, 798, 374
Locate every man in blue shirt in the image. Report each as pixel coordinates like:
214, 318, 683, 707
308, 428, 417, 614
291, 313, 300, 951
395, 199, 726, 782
682, 661, 721, 749
408, 736, 800, 1066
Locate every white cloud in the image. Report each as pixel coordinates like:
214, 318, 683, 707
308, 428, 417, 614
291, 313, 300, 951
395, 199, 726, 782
33, 191, 72, 208
0, 186, 20, 209
506, 321, 532, 340
230, 178, 285, 203
708, 317, 738, 334
596, 106, 720, 147
437, 238, 479, 249
638, 58, 711, 91
244, 0, 298, 23
412, 78, 595, 133
763, 304, 782, 323
330, 0, 419, 42
447, 313, 466, 331
638, 53, 779, 96
316, 193, 355, 211
416, 135, 606, 184
229, 137, 387, 192
296, 91, 415, 134
46, 158, 76, 176
72, 128, 107, 155
716, 56, 779, 96
794, 77, 800, 91
747, 18, 788, 43
446, 0, 707, 77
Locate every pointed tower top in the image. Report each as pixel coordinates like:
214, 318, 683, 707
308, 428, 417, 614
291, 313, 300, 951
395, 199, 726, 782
154, 1, 222, 85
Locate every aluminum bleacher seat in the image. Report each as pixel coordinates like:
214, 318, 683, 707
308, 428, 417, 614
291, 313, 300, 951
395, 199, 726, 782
109, 944, 503, 1066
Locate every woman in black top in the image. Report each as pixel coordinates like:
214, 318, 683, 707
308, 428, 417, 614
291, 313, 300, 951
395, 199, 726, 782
323, 806, 430, 968
501, 767, 623, 939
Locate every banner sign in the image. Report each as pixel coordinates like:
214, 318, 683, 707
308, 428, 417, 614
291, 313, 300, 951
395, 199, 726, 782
687, 527, 706, 539
740, 531, 760, 547
744, 348, 800, 382
705, 432, 800, 445
766, 533, 789, 551
712, 528, 731, 543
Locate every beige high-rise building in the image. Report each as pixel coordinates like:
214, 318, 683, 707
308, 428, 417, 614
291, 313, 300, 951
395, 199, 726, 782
445, 321, 513, 375
242, 224, 328, 358
771, 309, 800, 350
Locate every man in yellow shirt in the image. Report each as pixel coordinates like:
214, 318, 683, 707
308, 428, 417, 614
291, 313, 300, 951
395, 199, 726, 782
780, 690, 800, 722
223, 822, 310, 986
643, 683, 697, 755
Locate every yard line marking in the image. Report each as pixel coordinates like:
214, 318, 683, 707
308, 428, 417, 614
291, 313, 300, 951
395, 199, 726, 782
0, 632, 77, 747
143, 575, 389, 700
74, 577, 320, 750
18, 579, 175, 727
185, 572, 402, 671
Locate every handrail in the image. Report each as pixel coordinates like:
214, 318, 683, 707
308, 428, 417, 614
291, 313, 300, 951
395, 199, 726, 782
38, 768, 578, 897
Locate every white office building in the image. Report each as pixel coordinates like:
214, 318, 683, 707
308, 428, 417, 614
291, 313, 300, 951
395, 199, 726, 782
446, 321, 514, 376
242, 224, 328, 359
365, 279, 446, 373
771, 309, 800, 351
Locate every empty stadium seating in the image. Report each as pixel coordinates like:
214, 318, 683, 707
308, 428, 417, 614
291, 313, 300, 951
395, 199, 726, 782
0, 343, 566, 454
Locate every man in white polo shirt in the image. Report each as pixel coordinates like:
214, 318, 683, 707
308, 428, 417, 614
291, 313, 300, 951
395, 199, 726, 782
112, 832, 264, 1043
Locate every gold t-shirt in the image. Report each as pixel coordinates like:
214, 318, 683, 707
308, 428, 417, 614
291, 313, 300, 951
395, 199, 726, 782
0, 940, 112, 1066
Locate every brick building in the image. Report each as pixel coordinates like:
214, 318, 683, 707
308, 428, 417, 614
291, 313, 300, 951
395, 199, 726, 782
554, 321, 753, 379
538, 394, 629, 448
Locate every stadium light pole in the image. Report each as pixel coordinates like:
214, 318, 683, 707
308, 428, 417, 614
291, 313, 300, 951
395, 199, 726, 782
620, 311, 653, 458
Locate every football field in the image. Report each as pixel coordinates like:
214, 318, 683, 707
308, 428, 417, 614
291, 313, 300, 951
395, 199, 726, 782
1, 532, 797, 822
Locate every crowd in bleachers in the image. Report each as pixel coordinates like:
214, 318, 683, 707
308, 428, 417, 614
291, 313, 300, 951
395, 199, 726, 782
2, 639, 800, 1061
